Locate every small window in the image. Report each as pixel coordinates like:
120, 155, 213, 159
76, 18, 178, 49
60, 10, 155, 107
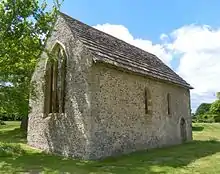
145, 88, 148, 114
44, 44, 67, 115
167, 93, 171, 115
144, 87, 152, 114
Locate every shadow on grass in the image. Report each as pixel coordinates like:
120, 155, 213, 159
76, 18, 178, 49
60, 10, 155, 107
192, 126, 204, 131
1, 140, 220, 174
0, 128, 26, 143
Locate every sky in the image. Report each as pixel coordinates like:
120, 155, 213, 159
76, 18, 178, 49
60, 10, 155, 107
59, 0, 220, 112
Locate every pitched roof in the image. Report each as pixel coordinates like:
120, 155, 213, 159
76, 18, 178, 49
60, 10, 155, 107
59, 12, 192, 89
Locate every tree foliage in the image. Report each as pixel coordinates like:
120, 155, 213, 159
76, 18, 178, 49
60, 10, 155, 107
209, 92, 220, 115
0, 0, 61, 128
210, 100, 220, 115
194, 92, 220, 123
195, 103, 211, 116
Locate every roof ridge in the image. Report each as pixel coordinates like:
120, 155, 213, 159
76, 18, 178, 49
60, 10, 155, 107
58, 12, 192, 89
59, 12, 160, 59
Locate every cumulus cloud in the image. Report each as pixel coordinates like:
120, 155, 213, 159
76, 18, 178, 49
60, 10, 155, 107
168, 25, 220, 111
169, 25, 220, 53
93, 23, 220, 111
167, 25, 220, 102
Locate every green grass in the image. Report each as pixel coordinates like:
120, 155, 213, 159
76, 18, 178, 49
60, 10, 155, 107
1, 122, 220, 174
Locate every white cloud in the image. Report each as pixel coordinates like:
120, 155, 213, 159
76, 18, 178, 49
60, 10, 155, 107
169, 25, 220, 53
167, 25, 220, 100
93, 24, 172, 65
160, 33, 169, 41
93, 23, 220, 111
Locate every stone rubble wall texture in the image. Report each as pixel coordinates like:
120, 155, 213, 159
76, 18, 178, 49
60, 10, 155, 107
88, 63, 192, 159
27, 15, 192, 160
28, 16, 94, 159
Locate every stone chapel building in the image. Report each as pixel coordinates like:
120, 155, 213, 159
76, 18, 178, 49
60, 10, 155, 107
27, 12, 193, 160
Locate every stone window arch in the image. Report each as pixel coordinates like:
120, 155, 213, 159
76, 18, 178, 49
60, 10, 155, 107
44, 42, 67, 115
144, 87, 152, 114
167, 93, 171, 115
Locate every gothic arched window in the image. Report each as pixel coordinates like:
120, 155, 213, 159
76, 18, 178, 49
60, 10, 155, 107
44, 43, 67, 115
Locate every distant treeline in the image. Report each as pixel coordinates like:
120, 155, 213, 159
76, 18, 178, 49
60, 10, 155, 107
192, 93, 220, 123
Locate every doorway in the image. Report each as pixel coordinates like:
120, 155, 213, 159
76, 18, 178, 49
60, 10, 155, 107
180, 118, 187, 142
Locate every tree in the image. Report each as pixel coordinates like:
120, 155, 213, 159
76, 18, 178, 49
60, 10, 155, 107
195, 103, 211, 116
210, 100, 220, 114
210, 93, 220, 115
0, 0, 62, 130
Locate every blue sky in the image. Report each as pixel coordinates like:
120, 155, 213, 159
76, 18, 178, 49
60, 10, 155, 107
61, 0, 220, 40
58, 0, 220, 111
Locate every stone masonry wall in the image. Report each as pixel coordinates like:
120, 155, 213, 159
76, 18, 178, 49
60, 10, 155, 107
27, 16, 94, 159
88, 63, 192, 159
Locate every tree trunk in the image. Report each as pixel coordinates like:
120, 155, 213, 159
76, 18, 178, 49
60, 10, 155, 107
20, 116, 28, 131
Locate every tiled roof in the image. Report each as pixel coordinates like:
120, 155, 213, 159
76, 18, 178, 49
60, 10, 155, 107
60, 12, 192, 89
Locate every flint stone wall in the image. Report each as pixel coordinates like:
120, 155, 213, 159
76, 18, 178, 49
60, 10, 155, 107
88, 63, 192, 159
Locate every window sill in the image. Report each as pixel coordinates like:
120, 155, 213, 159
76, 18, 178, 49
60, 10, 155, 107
145, 111, 153, 115
42, 112, 66, 119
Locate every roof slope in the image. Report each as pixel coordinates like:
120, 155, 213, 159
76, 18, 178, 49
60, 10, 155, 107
60, 12, 192, 89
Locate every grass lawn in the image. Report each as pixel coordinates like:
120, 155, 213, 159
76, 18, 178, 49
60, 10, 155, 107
1, 122, 220, 174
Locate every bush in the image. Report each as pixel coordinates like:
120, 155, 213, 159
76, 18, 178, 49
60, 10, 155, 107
0, 143, 26, 157
0, 113, 22, 121
214, 115, 220, 123
0, 120, 6, 125
193, 113, 216, 123
192, 118, 197, 123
